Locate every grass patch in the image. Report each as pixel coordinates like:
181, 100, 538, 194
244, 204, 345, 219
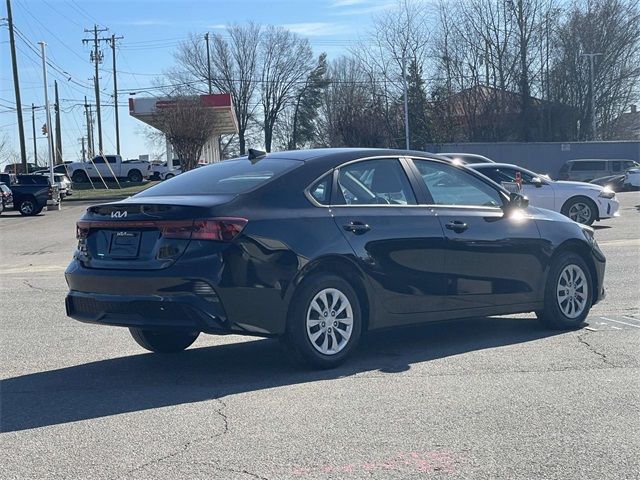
67, 181, 159, 201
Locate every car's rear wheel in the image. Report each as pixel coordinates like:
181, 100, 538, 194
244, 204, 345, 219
127, 170, 143, 183
164, 173, 174, 180
562, 196, 597, 225
72, 170, 89, 183
537, 252, 592, 329
18, 198, 37, 216
285, 273, 362, 369
129, 328, 199, 353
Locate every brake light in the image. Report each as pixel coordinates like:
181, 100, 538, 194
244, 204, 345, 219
161, 218, 248, 241
75, 217, 247, 242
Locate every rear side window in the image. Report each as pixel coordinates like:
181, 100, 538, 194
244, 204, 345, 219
308, 174, 332, 205
137, 158, 301, 196
571, 161, 606, 171
336, 159, 416, 205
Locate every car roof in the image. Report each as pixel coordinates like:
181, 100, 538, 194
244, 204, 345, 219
243, 148, 448, 170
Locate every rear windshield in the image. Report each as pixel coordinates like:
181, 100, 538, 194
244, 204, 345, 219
136, 158, 301, 197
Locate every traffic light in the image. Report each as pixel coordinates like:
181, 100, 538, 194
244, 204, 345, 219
42, 123, 48, 136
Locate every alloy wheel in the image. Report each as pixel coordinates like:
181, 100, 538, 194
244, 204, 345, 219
20, 201, 34, 215
568, 202, 592, 224
306, 288, 353, 355
556, 264, 589, 319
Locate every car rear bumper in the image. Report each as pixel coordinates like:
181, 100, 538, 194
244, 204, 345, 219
65, 290, 230, 333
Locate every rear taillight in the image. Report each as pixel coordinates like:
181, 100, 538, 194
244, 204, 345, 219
161, 218, 248, 241
75, 217, 247, 242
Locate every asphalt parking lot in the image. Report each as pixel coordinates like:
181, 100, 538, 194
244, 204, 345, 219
1, 193, 639, 480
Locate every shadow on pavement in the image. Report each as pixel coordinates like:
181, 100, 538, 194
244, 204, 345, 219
1, 316, 560, 433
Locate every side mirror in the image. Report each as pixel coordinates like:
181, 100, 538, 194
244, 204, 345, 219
508, 192, 529, 209
531, 176, 543, 188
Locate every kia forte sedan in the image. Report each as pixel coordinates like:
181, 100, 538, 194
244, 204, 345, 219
65, 149, 606, 368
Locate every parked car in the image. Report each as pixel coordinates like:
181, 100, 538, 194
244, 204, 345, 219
623, 168, 640, 189
438, 153, 495, 165
65, 155, 151, 183
33, 172, 73, 198
3, 162, 39, 174
9, 178, 52, 216
0, 182, 13, 214
590, 174, 627, 192
33, 164, 72, 176
65, 148, 606, 368
0, 172, 17, 186
150, 159, 182, 180
470, 163, 619, 225
558, 159, 639, 182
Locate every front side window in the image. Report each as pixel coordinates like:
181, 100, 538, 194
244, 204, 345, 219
336, 159, 416, 205
572, 161, 605, 171
413, 160, 502, 207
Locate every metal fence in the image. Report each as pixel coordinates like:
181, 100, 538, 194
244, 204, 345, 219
427, 141, 640, 177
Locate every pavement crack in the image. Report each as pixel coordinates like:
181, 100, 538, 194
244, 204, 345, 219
22, 279, 46, 292
119, 397, 230, 478
577, 332, 614, 366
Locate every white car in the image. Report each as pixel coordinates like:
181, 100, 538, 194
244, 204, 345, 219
624, 168, 640, 189
470, 163, 619, 225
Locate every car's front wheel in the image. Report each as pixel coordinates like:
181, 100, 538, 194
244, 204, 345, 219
127, 170, 143, 183
164, 173, 174, 180
129, 328, 199, 353
562, 196, 597, 225
285, 273, 362, 369
537, 252, 593, 329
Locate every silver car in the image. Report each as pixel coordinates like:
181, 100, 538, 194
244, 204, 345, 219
559, 159, 639, 182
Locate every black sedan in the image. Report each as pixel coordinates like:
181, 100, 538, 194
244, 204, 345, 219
65, 149, 606, 368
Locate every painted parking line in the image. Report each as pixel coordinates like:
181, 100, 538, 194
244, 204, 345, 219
600, 316, 640, 329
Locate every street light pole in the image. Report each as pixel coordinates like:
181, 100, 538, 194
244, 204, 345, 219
581, 52, 602, 140
402, 54, 410, 150
38, 42, 54, 187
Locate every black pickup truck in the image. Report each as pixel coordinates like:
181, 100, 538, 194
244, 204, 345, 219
7, 175, 53, 216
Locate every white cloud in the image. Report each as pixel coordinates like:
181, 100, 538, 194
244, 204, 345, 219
280, 22, 348, 36
121, 19, 172, 27
206, 24, 227, 30
330, 0, 396, 15
330, 0, 368, 6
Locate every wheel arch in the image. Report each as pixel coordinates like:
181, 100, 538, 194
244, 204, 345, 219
549, 239, 599, 305
286, 255, 372, 333
560, 195, 599, 221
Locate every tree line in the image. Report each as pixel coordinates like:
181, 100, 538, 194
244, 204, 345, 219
162, 0, 640, 160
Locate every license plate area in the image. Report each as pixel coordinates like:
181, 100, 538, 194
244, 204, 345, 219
108, 231, 142, 258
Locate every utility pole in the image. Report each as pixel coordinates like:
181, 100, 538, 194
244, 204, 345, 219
31, 103, 38, 165
80, 137, 86, 161
54, 80, 63, 164
402, 54, 410, 150
581, 52, 602, 141
82, 25, 109, 154
204, 32, 212, 94
108, 33, 123, 155
38, 42, 55, 187
88, 104, 95, 156
7, 0, 27, 169
84, 96, 94, 159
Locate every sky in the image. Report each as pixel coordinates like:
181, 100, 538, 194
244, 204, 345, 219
1, 0, 396, 166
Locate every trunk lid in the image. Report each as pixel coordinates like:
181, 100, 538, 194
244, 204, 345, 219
78, 195, 237, 270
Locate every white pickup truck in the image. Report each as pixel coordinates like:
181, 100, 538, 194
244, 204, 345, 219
66, 155, 151, 183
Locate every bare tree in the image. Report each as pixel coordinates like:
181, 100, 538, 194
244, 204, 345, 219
173, 24, 261, 155
152, 97, 218, 171
259, 26, 314, 152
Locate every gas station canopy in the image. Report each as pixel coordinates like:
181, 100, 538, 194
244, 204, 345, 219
128, 93, 238, 135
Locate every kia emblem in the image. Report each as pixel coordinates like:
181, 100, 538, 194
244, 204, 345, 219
110, 211, 127, 219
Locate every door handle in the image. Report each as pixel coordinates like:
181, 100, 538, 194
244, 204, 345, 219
343, 221, 371, 235
445, 220, 468, 233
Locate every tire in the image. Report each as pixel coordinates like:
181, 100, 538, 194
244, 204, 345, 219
127, 170, 143, 183
72, 170, 89, 183
164, 173, 174, 180
18, 197, 38, 216
284, 273, 362, 369
129, 328, 199, 353
537, 252, 593, 329
561, 196, 597, 225
0, 201, 3, 215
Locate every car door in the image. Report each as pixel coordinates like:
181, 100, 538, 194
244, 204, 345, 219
329, 157, 447, 320
410, 158, 545, 311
